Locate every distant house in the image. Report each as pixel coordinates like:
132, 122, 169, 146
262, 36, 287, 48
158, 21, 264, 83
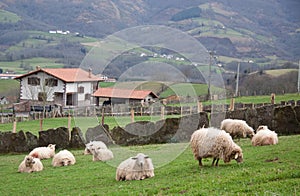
0, 96, 9, 105
93, 88, 158, 106
15, 67, 103, 107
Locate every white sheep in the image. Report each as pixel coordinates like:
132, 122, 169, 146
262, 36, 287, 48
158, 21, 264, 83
84, 141, 107, 155
252, 125, 278, 146
52, 149, 76, 167
190, 127, 243, 167
116, 153, 155, 181
29, 144, 56, 159
18, 155, 43, 173
90, 147, 114, 161
220, 119, 255, 140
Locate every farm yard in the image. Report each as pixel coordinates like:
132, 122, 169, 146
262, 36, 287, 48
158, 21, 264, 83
0, 135, 299, 195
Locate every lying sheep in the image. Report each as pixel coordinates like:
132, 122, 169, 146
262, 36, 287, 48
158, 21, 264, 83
18, 155, 43, 173
252, 125, 278, 146
52, 150, 76, 167
116, 153, 155, 181
84, 141, 107, 155
190, 127, 243, 167
29, 144, 56, 159
220, 119, 254, 140
90, 147, 114, 161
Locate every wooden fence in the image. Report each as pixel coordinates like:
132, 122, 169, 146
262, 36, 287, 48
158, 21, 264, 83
1, 98, 300, 124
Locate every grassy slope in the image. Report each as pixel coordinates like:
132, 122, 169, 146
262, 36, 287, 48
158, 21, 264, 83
0, 135, 299, 195
0, 9, 21, 23
0, 79, 19, 95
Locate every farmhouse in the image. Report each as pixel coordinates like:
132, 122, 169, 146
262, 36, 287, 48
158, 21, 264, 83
93, 88, 158, 106
15, 67, 103, 107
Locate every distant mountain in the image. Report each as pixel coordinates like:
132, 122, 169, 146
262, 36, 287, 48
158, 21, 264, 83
0, 0, 299, 60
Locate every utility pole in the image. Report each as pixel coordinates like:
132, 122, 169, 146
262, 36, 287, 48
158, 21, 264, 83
298, 60, 300, 94
207, 51, 214, 100
235, 61, 240, 97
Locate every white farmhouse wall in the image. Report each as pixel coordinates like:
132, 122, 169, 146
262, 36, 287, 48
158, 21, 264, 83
20, 72, 64, 101
66, 82, 95, 106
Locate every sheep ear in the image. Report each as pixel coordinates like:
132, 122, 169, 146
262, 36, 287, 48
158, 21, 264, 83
234, 153, 239, 159
131, 157, 137, 160
144, 155, 149, 159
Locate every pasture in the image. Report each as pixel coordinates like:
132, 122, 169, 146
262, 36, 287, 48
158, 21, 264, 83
0, 135, 299, 195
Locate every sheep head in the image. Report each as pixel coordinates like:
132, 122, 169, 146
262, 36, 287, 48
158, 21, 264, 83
256, 125, 268, 133
232, 149, 243, 164
132, 153, 149, 169
60, 158, 72, 166
48, 144, 56, 150
25, 156, 35, 168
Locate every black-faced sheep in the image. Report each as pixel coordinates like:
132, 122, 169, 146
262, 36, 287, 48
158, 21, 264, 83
52, 150, 76, 167
220, 119, 254, 140
252, 125, 278, 146
116, 153, 155, 181
18, 155, 43, 173
190, 127, 243, 167
29, 144, 56, 159
84, 141, 107, 155
90, 147, 114, 161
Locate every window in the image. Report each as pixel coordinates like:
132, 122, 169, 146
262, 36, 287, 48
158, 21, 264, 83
78, 86, 84, 94
85, 93, 91, 100
38, 92, 47, 101
28, 77, 40, 86
45, 78, 58, 87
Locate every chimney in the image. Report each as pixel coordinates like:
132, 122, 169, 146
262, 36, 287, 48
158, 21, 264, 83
88, 68, 92, 78
36, 66, 41, 70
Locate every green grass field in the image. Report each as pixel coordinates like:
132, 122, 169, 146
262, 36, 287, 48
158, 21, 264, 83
0, 135, 299, 195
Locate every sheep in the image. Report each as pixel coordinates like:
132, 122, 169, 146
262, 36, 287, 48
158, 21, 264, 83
29, 144, 56, 160
52, 149, 76, 167
90, 146, 114, 161
18, 155, 43, 173
190, 127, 243, 167
220, 119, 255, 140
116, 153, 155, 181
252, 125, 278, 146
84, 141, 107, 155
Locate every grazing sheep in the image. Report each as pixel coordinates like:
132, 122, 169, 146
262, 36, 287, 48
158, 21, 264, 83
116, 153, 155, 181
84, 141, 107, 155
252, 125, 278, 146
220, 119, 255, 140
90, 147, 114, 161
18, 155, 43, 173
190, 127, 243, 167
29, 144, 56, 159
52, 150, 76, 167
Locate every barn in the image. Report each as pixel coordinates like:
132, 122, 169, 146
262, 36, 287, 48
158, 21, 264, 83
93, 88, 158, 106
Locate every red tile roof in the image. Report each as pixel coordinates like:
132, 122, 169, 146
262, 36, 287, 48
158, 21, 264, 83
15, 68, 102, 82
93, 88, 158, 100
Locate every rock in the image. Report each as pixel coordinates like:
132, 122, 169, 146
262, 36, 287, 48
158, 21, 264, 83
69, 127, 86, 148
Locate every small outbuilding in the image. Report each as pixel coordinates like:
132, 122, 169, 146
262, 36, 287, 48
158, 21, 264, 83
93, 88, 158, 106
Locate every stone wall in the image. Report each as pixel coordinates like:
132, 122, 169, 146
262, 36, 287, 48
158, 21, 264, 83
0, 127, 85, 153
0, 105, 300, 153
211, 105, 300, 135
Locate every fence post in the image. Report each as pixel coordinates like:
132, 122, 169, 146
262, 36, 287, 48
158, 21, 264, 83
271, 93, 275, 104
68, 112, 71, 130
131, 108, 135, 122
101, 107, 105, 125
229, 98, 235, 111
161, 106, 165, 119
40, 118, 43, 131
198, 102, 203, 112
12, 117, 17, 133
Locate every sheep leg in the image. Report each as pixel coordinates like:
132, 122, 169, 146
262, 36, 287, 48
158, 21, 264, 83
198, 158, 203, 167
215, 158, 219, 166
212, 158, 219, 166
